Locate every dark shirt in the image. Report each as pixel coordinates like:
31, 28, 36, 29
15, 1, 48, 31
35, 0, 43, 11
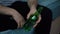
0, 1, 52, 34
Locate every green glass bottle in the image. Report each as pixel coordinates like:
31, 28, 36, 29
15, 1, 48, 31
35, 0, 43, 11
23, 7, 43, 31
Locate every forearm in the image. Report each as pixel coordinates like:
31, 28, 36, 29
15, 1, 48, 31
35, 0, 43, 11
0, 5, 17, 15
27, 0, 38, 9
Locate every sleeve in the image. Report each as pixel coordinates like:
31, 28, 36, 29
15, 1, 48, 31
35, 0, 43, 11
34, 5, 52, 34
0, 14, 18, 32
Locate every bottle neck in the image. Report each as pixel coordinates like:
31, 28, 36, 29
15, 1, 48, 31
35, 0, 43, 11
34, 7, 43, 16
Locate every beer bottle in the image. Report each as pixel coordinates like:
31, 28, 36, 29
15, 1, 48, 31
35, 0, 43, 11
23, 7, 43, 31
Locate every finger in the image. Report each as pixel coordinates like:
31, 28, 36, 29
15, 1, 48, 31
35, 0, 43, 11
20, 19, 25, 28
27, 13, 32, 19
27, 14, 30, 19
33, 22, 38, 28
33, 15, 41, 28
36, 15, 41, 23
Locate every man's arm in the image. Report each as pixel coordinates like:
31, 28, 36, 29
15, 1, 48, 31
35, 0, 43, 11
27, 0, 37, 9
0, 5, 25, 29
0, 5, 17, 15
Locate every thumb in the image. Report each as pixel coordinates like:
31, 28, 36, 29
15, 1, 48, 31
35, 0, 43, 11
27, 13, 31, 19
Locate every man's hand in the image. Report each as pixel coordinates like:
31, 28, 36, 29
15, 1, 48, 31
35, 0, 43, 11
0, 6, 25, 28
27, 8, 41, 28
27, 0, 41, 28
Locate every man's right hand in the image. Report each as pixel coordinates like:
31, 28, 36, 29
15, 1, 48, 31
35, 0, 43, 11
0, 5, 25, 28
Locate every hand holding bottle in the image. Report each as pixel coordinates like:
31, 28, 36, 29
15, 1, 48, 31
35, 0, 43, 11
27, 8, 41, 28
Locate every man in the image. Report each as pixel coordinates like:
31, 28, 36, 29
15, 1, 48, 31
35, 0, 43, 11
0, 0, 52, 34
